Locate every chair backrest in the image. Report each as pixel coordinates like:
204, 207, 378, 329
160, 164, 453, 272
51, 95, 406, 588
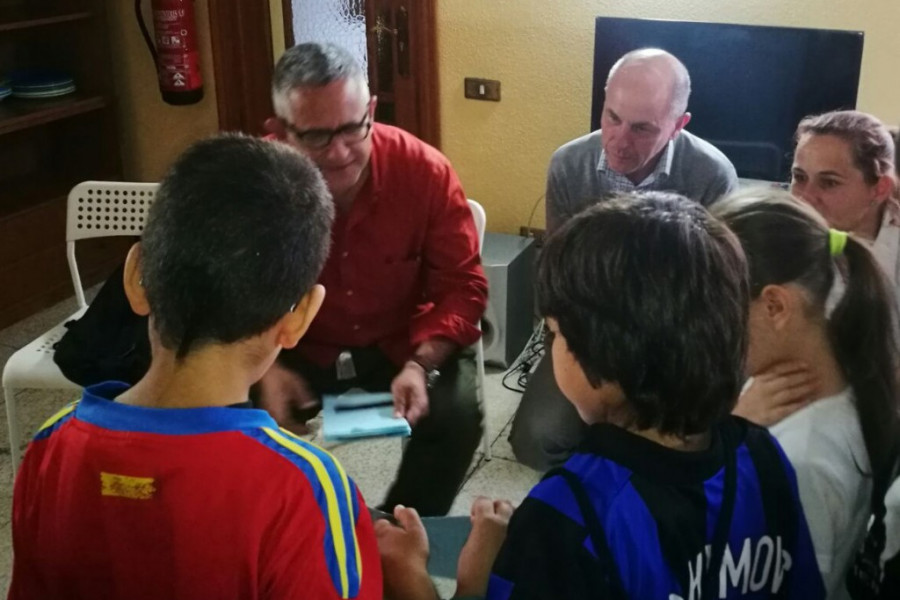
66, 181, 160, 242
467, 199, 486, 253
66, 181, 159, 308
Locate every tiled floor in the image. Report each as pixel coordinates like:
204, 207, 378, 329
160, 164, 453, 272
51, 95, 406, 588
0, 292, 538, 595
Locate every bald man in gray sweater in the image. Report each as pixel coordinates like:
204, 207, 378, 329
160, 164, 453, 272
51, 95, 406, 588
511, 49, 737, 470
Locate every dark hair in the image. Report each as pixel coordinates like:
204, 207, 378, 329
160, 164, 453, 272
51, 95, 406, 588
141, 133, 334, 358
796, 110, 895, 185
272, 42, 365, 103
537, 191, 749, 437
712, 189, 900, 480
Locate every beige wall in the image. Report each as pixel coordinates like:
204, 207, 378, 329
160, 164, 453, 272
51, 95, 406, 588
106, 0, 220, 181
437, 0, 900, 233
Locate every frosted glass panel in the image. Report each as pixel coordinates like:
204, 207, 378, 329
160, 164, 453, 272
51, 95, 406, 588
291, 0, 368, 79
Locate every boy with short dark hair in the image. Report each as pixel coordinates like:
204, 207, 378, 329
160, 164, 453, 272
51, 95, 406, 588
377, 191, 824, 599
9, 134, 382, 599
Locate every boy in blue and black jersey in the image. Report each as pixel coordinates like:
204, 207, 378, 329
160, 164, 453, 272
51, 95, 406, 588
377, 191, 825, 600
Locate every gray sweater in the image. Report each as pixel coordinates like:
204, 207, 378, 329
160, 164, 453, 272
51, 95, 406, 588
546, 129, 738, 231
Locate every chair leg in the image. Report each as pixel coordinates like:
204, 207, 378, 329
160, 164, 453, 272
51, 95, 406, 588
5, 386, 21, 477
477, 341, 491, 461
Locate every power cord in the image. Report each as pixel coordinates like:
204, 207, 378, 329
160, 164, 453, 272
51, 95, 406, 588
501, 319, 546, 393
526, 194, 544, 232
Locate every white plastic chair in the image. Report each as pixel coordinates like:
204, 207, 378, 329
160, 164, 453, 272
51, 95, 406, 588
467, 200, 491, 460
2, 181, 158, 473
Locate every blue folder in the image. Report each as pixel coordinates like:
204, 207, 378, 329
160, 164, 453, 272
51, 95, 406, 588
322, 391, 411, 441
368, 508, 472, 578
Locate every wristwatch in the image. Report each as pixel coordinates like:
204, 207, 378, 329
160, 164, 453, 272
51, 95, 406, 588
408, 357, 440, 389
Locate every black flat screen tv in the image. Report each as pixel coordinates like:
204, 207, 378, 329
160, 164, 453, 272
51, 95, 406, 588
591, 18, 864, 182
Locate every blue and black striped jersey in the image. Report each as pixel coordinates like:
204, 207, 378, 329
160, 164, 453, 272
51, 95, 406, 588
488, 416, 825, 599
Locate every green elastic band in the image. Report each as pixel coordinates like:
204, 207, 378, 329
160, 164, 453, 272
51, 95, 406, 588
829, 229, 848, 257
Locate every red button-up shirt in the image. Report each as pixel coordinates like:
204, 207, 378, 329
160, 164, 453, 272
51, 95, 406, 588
295, 123, 488, 368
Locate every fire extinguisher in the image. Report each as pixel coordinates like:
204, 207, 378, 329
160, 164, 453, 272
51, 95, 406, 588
136, 0, 204, 105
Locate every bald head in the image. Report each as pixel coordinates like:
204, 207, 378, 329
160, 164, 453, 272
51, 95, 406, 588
598, 49, 693, 183
606, 49, 691, 118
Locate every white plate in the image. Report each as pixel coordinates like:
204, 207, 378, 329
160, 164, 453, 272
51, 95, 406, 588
12, 86, 76, 99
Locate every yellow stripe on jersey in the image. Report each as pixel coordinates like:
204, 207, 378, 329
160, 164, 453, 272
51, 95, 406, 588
262, 427, 360, 598
334, 445, 363, 581
37, 402, 78, 434
277, 427, 364, 582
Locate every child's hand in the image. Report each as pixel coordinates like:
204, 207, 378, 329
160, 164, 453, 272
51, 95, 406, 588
374, 505, 434, 600
256, 361, 319, 434
734, 361, 819, 427
456, 497, 515, 597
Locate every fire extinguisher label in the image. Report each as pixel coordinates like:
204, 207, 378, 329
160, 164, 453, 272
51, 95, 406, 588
158, 52, 202, 91
153, 5, 203, 92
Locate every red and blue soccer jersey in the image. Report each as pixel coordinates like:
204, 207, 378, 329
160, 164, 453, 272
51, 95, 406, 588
9, 382, 382, 599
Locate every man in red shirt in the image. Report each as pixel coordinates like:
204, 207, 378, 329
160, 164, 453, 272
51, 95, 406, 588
9, 135, 382, 599
262, 42, 488, 516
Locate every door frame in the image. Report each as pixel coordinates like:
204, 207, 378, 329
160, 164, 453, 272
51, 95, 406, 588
280, 0, 441, 148
207, 1, 275, 135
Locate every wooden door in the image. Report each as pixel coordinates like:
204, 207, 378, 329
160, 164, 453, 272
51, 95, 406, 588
365, 0, 438, 146
283, 0, 439, 147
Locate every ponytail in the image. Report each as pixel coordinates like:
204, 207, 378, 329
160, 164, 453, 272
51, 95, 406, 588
829, 237, 900, 480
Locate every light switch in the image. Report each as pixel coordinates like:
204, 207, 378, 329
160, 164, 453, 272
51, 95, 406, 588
464, 78, 501, 102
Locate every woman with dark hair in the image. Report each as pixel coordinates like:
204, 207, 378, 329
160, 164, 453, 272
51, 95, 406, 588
792, 110, 898, 291
713, 189, 900, 599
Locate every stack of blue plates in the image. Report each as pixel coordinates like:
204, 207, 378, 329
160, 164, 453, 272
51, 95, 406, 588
9, 70, 76, 99
0, 77, 10, 102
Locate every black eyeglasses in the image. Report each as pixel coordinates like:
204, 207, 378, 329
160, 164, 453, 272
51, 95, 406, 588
282, 111, 372, 151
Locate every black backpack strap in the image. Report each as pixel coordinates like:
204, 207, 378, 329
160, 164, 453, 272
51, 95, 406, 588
543, 467, 627, 599
704, 421, 739, 597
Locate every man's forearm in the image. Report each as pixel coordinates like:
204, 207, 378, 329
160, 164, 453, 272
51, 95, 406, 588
411, 337, 459, 369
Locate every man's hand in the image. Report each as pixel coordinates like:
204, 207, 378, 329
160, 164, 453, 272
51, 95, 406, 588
391, 362, 430, 426
374, 505, 438, 600
456, 497, 515, 597
256, 361, 319, 434
734, 361, 819, 427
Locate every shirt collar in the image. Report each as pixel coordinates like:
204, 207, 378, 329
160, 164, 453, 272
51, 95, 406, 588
75, 381, 277, 435
597, 138, 674, 186
573, 417, 733, 485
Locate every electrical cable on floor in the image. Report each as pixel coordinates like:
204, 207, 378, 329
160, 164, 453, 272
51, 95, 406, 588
501, 319, 546, 393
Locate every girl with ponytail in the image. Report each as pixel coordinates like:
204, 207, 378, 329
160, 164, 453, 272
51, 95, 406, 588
713, 189, 900, 599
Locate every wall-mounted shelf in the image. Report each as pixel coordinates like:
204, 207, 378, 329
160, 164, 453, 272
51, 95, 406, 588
0, 94, 107, 135
0, 6, 91, 32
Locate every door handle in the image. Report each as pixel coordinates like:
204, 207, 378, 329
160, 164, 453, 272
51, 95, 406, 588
369, 22, 397, 36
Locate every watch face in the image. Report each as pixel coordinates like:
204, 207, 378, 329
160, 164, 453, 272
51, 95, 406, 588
426, 369, 440, 388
